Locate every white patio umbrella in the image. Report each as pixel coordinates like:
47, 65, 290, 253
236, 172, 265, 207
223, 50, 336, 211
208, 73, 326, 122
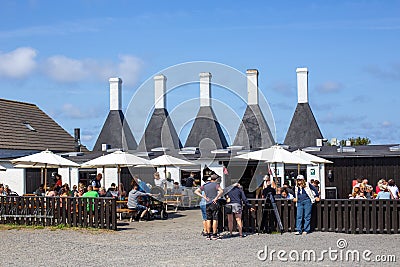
150, 155, 194, 178
0, 165, 6, 171
81, 150, 152, 185
292, 149, 333, 175
235, 145, 312, 189
291, 149, 333, 164
11, 149, 80, 189
235, 145, 311, 165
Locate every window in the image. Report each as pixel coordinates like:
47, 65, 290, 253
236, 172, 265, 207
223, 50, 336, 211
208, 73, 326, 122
23, 122, 36, 131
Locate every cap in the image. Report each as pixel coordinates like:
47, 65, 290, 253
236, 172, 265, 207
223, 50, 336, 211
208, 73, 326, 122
296, 175, 305, 180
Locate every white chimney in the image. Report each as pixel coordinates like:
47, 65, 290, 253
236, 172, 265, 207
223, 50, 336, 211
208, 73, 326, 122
246, 69, 259, 105
109, 77, 122, 110
296, 68, 308, 103
154, 74, 166, 109
199, 72, 212, 107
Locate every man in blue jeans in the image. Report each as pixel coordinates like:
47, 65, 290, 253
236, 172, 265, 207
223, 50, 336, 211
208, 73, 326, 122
293, 175, 320, 235
195, 174, 223, 240
127, 185, 158, 221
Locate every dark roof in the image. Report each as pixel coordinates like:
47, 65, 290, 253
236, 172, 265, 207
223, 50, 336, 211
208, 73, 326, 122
185, 106, 228, 150
233, 104, 275, 149
0, 98, 87, 152
308, 144, 400, 158
137, 108, 182, 152
93, 110, 137, 151
284, 103, 323, 148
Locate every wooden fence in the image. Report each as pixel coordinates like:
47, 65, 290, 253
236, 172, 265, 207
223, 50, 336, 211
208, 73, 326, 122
0, 196, 117, 230
220, 199, 400, 234
3, 196, 399, 233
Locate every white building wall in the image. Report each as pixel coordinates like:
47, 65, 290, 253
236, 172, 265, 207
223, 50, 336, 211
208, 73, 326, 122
156, 166, 180, 185
271, 163, 285, 187
0, 167, 25, 195
100, 167, 118, 189
307, 163, 326, 199
58, 167, 79, 187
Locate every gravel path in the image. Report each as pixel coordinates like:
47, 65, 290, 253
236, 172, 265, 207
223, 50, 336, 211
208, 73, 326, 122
1, 209, 399, 267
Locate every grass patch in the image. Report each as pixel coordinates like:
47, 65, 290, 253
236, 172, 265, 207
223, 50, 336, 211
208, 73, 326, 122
0, 223, 114, 233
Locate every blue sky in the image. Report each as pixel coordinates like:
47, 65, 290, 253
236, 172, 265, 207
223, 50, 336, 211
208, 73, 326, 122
0, 1, 399, 150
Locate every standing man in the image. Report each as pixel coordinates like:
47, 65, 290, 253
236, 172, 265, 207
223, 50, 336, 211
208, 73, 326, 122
153, 172, 167, 191
194, 174, 223, 240
92, 173, 102, 191
185, 172, 196, 187
225, 183, 254, 238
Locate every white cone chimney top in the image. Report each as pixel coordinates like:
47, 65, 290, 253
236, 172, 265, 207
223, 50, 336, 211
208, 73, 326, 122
246, 69, 259, 105
109, 77, 122, 111
199, 72, 212, 107
296, 68, 308, 104
154, 74, 167, 109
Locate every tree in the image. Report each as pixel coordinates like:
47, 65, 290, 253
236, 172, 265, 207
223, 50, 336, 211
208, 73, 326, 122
339, 137, 371, 146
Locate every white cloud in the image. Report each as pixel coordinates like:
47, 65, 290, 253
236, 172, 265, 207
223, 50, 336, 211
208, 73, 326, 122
271, 82, 294, 96
44, 56, 89, 82
315, 81, 343, 93
319, 112, 365, 125
365, 63, 400, 81
0, 47, 37, 78
81, 134, 95, 142
118, 55, 143, 86
43, 54, 143, 86
60, 103, 101, 119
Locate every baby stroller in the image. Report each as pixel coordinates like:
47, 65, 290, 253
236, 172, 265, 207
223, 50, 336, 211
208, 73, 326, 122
147, 186, 168, 220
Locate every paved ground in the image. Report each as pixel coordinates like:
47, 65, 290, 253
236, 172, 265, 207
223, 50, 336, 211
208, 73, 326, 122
1, 209, 399, 266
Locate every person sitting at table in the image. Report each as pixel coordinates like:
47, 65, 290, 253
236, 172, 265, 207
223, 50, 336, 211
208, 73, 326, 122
71, 185, 78, 197
82, 185, 99, 198
45, 185, 58, 197
0, 184, 6, 196
34, 184, 45, 196
280, 188, 294, 199
118, 183, 127, 200
171, 182, 183, 195
76, 186, 85, 197
127, 184, 158, 221
106, 183, 119, 198
58, 183, 71, 196
98, 187, 107, 197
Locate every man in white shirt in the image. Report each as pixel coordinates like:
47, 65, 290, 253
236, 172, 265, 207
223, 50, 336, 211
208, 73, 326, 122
153, 172, 166, 191
388, 179, 399, 199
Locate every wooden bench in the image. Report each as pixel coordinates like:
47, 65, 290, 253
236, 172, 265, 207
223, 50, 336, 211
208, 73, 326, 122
116, 208, 138, 222
164, 194, 183, 211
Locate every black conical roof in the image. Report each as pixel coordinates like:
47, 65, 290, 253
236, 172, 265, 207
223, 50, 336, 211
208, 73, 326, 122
138, 108, 182, 152
233, 104, 275, 149
185, 106, 228, 150
93, 110, 137, 151
284, 103, 323, 148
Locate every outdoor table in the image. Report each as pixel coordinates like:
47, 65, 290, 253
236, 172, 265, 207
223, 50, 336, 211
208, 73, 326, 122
164, 194, 183, 211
